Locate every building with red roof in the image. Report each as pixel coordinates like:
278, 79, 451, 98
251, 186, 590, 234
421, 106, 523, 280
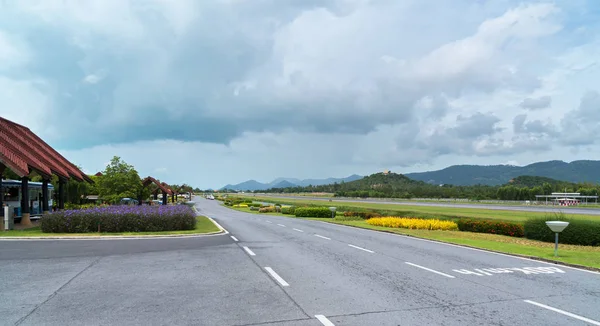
0, 117, 92, 227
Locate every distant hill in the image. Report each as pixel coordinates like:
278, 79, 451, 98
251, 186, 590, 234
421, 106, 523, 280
507, 175, 570, 187
405, 160, 600, 186
221, 174, 364, 191
337, 172, 419, 191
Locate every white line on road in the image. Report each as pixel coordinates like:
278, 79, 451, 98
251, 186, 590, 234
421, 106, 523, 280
277, 224, 286, 227
524, 300, 600, 326
314, 234, 331, 240
243, 246, 256, 256
405, 262, 456, 278
266, 221, 273, 223
293, 228, 304, 233
265, 267, 289, 287
348, 244, 374, 253
230, 236, 239, 242
317, 220, 600, 276
315, 315, 335, 326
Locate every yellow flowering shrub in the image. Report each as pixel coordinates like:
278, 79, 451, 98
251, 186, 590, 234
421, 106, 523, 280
233, 204, 249, 208
367, 217, 458, 231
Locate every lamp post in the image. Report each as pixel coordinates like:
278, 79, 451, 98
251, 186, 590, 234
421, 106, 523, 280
545, 221, 569, 257
329, 207, 336, 219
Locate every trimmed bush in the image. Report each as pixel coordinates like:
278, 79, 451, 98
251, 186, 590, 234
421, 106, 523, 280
250, 206, 259, 211
294, 207, 332, 218
281, 206, 296, 214
367, 217, 458, 231
524, 217, 600, 246
259, 206, 275, 213
40, 205, 196, 233
343, 211, 382, 219
334, 215, 364, 221
457, 219, 524, 237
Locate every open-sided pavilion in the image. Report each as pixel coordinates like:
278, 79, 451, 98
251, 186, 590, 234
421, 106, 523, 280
0, 117, 93, 226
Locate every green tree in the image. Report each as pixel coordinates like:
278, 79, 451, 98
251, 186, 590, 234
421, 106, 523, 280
98, 156, 147, 204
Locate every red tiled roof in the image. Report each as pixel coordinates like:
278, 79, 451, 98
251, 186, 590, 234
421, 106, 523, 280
143, 176, 173, 195
0, 117, 92, 182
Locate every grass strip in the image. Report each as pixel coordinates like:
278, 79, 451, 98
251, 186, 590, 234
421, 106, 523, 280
308, 218, 600, 270
238, 195, 600, 222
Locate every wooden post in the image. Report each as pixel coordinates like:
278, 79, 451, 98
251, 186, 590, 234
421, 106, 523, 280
21, 176, 32, 227
162, 191, 167, 205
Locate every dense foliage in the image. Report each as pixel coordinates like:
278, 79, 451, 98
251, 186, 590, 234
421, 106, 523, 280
524, 217, 600, 246
456, 219, 525, 237
41, 205, 196, 233
294, 207, 333, 218
260, 172, 600, 201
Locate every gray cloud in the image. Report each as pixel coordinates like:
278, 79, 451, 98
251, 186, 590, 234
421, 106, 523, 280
560, 91, 600, 146
513, 114, 558, 136
520, 95, 552, 110
0, 1, 565, 151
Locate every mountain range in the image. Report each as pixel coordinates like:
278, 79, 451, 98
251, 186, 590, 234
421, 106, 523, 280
405, 160, 600, 186
221, 174, 364, 191
221, 160, 600, 191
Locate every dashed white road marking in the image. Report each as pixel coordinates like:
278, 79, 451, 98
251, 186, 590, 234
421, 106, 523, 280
243, 246, 256, 256
277, 224, 286, 227
266, 221, 273, 224
314, 234, 331, 240
293, 228, 304, 233
315, 314, 335, 326
405, 262, 456, 278
230, 236, 239, 242
265, 267, 290, 287
348, 244, 374, 253
524, 300, 600, 326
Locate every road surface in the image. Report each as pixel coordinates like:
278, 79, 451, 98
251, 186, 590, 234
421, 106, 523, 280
2, 199, 599, 325
251, 194, 600, 216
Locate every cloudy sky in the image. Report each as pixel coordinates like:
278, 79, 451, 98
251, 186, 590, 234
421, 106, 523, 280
1, 0, 599, 189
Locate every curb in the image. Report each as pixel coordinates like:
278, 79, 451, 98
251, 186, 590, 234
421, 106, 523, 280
317, 220, 600, 273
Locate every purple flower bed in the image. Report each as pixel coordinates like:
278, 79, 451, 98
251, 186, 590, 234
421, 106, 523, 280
40, 205, 196, 233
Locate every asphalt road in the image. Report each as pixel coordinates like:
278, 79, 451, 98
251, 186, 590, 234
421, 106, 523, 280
2, 199, 599, 325
252, 194, 600, 216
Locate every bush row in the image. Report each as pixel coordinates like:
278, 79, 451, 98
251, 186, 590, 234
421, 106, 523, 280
281, 206, 296, 214
456, 219, 525, 237
524, 217, 600, 246
41, 205, 196, 233
343, 211, 382, 219
367, 217, 458, 231
294, 207, 333, 218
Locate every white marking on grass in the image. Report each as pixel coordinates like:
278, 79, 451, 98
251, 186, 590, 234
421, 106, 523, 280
243, 246, 256, 256
405, 262, 456, 278
348, 244, 374, 253
265, 267, 289, 287
314, 234, 331, 240
524, 300, 600, 325
315, 315, 335, 326
230, 236, 239, 242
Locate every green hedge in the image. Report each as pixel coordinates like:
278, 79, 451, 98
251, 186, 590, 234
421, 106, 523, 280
457, 219, 524, 237
343, 211, 382, 219
281, 206, 296, 214
524, 217, 600, 246
294, 207, 332, 218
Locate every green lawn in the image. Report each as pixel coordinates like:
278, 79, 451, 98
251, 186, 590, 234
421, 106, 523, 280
239, 195, 600, 222
306, 218, 600, 269
0, 215, 220, 237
